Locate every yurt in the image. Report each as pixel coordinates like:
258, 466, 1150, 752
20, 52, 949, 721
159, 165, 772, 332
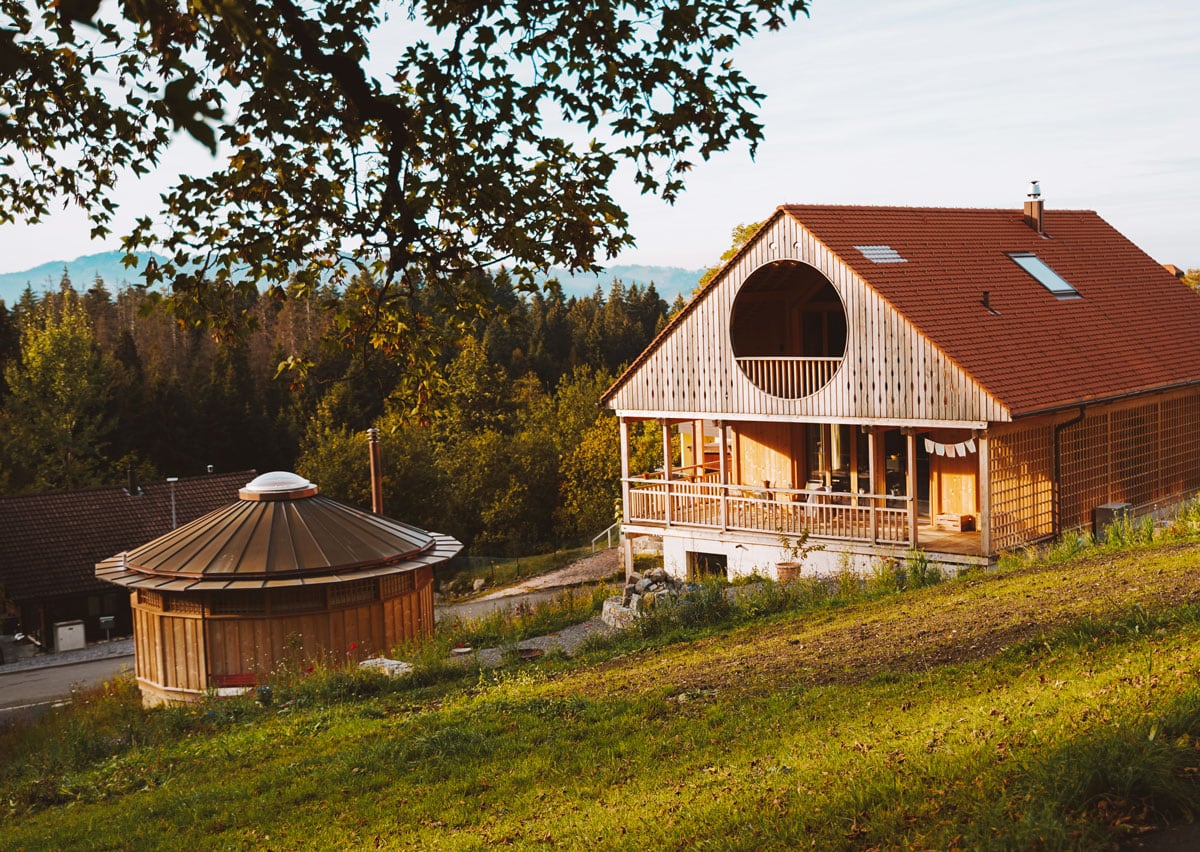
96, 471, 461, 705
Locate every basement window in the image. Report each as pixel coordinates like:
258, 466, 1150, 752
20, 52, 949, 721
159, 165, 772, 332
1009, 253, 1079, 298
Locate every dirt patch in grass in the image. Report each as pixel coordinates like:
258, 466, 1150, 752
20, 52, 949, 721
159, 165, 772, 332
578, 544, 1200, 699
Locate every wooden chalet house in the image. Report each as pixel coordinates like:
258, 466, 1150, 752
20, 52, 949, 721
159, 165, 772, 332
602, 190, 1200, 577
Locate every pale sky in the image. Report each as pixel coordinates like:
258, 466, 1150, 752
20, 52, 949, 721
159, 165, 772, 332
1, 0, 1197, 274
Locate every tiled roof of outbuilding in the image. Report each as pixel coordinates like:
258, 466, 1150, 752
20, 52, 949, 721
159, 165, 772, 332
0, 471, 252, 604
782, 205, 1200, 416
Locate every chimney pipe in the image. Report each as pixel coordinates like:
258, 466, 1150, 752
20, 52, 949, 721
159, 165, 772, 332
1023, 179, 1044, 235
166, 476, 179, 528
367, 427, 383, 514
127, 464, 141, 496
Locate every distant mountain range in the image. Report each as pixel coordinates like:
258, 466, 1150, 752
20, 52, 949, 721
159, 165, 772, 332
0, 251, 701, 306
0, 252, 168, 305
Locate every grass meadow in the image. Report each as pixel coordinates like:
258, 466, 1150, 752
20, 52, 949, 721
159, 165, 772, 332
6, 508, 1200, 848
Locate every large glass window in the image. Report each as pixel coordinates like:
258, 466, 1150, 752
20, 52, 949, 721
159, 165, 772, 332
1009, 253, 1079, 298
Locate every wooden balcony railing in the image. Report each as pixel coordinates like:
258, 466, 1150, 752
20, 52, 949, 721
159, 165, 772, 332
625, 478, 911, 545
736, 356, 842, 398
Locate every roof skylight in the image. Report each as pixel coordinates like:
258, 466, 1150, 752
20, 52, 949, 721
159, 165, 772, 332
854, 244, 906, 264
1009, 253, 1079, 298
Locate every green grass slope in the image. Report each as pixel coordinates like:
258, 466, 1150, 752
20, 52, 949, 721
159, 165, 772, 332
5, 537, 1200, 849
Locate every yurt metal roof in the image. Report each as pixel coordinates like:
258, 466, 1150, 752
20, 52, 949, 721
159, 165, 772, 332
96, 472, 462, 591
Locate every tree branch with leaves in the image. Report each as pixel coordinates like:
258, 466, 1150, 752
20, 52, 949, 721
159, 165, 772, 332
2, 0, 808, 411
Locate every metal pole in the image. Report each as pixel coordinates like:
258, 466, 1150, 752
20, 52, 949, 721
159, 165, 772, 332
367, 427, 384, 514
167, 477, 179, 529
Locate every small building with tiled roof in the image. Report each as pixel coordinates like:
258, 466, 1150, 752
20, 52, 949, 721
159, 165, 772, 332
602, 188, 1200, 577
0, 471, 252, 648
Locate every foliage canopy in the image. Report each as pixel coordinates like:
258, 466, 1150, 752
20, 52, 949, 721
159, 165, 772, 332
2, 0, 808, 373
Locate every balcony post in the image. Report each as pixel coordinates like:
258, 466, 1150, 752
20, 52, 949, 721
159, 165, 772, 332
867, 426, 878, 543
906, 429, 919, 546
718, 421, 728, 531
662, 420, 673, 527
978, 430, 991, 556
619, 418, 631, 522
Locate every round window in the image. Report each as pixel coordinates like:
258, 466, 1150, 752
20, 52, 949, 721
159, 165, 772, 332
730, 261, 847, 398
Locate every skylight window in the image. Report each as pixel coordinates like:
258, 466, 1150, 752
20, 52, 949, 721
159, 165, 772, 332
1009, 253, 1079, 298
854, 244, 906, 264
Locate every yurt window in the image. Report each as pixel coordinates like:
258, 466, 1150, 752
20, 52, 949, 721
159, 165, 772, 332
271, 587, 326, 614
166, 596, 203, 614
331, 578, 377, 607
382, 573, 415, 597
210, 591, 266, 615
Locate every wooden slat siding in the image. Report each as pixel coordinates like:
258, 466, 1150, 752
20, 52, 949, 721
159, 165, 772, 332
989, 421, 1056, 551
605, 215, 1008, 424
134, 606, 158, 684
1057, 388, 1200, 533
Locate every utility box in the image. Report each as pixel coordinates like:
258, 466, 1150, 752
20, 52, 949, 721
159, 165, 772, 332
1094, 502, 1131, 542
54, 619, 86, 652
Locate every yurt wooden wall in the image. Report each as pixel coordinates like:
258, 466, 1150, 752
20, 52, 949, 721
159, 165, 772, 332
605, 211, 1009, 426
128, 565, 434, 705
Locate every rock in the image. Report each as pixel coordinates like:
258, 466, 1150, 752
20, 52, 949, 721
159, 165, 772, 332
601, 596, 638, 629
472, 578, 487, 592
635, 577, 652, 593
650, 568, 668, 582
628, 572, 643, 584
359, 657, 414, 678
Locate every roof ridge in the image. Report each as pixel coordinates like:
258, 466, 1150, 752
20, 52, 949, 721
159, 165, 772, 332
779, 203, 1099, 214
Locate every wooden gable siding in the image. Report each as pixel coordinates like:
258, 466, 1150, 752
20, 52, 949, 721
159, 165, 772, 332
606, 215, 1009, 425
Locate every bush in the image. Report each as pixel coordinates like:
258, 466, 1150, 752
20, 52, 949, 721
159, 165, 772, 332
906, 549, 941, 588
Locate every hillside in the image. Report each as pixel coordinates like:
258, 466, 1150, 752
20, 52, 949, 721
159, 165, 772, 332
6, 536, 1200, 848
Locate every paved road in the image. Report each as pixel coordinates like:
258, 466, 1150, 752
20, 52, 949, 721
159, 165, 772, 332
436, 548, 619, 623
0, 655, 135, 723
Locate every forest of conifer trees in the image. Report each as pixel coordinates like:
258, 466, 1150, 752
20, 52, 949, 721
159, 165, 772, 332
0, 270, 678, 555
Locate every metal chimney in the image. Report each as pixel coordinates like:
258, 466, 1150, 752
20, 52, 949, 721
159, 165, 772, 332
167, 477, 179, 528
1023, 180, 1044, 235
367, 427, 384, 514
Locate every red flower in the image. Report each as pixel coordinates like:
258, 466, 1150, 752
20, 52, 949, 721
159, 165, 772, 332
349, 642, 358, 651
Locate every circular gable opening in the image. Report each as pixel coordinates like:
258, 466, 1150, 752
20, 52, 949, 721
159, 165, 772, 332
730, 261, 847, 398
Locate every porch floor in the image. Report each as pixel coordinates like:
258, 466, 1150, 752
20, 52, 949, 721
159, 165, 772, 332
915, 524, 981, 556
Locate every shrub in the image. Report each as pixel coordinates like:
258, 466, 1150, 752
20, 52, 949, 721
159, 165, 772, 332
906, 549, 941, 588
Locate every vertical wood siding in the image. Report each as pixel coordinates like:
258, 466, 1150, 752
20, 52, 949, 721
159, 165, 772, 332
988, 388, 1200, 551
132, 569, 435, 699
989, 422, 1055, 551
1058, 389, 1200, 532
607, 215, 1007, 424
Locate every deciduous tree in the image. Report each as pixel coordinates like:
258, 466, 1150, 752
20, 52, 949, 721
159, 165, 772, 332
0, 294, 113, 490
2, 0, 808, 408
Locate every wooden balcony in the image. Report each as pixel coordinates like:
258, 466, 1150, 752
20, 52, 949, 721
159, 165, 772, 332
735, 356, 842, 398
625, 476, 911, 545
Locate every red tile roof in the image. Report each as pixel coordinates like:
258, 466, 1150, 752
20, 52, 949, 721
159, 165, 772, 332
0, 471, 253, 604
782, 205, 1200, 416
